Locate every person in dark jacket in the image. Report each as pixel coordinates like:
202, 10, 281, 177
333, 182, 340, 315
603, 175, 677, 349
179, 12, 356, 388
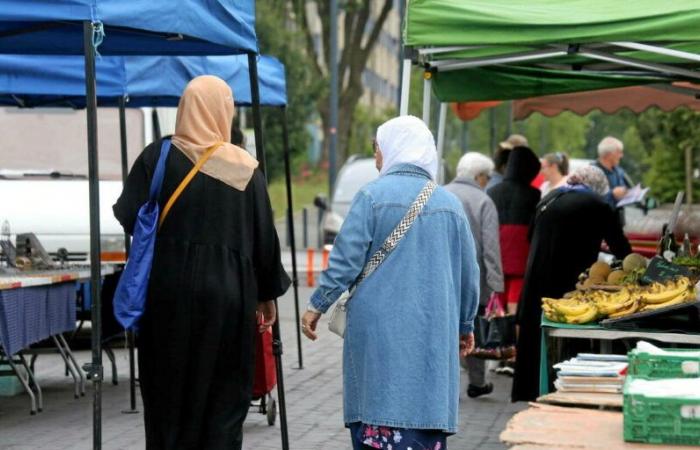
114, 76, 290, 450
511, 165, 631, 402
487, 146, 541, 315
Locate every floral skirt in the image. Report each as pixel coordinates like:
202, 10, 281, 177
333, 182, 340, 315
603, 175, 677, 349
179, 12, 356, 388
349, 423, 447, 450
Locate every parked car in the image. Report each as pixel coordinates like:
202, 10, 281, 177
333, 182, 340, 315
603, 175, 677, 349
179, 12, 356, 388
315, 156, 378, 244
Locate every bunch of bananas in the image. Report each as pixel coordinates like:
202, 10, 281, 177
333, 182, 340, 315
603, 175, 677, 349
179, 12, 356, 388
542, 277, 697, 324
637, 277, 696, 312
542, 294, 599, 324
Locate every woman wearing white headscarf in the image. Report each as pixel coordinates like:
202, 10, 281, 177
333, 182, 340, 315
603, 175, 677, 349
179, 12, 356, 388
302, 116, 480, 449
512, 165, 631, 402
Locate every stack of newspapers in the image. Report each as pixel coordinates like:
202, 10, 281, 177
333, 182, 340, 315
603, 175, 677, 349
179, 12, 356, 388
553, 354, 628, 393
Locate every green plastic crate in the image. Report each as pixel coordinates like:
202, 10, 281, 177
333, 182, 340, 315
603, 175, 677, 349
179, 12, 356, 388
624, 390, 700, 446
628, 348, 700, 380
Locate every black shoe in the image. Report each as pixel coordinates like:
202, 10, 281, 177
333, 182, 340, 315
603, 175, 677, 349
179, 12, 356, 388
467, 382, 494, 398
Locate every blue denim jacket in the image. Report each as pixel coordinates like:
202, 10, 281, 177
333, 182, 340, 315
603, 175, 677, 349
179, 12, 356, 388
311, 164, 480, 433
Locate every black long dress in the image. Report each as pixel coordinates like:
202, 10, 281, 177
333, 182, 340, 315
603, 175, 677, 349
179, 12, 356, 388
511, 188, 631, 402
113, 139, 290, 449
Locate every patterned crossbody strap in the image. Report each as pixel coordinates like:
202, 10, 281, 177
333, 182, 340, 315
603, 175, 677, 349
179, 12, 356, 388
358, 181, 437, 282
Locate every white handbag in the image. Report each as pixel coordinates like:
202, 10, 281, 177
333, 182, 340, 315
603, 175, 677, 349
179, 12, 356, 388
327, 181, 437, 338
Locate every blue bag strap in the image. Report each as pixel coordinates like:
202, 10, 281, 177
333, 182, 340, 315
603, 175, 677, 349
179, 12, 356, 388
149, 139, 171, 202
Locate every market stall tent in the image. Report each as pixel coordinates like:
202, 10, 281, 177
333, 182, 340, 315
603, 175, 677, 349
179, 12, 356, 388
400, 0, 700, 182
0, 2, 270, 448
0, 55, 287, 108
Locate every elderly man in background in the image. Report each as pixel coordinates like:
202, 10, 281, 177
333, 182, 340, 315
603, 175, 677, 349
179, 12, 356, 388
446, 152, 504, 398
594, 136, 631, 209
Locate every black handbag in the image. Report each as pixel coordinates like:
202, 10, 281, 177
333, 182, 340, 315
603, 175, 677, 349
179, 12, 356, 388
472, 293, 517, 360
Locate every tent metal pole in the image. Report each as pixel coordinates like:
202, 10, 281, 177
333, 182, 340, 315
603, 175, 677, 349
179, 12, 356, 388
281, 107, 304, 370
248, 53, 267, 175
609, 42, 700, 63
399, 58, 412, 116
422, 74, 432, 127
118, 97, 138, 415
432, 49, 567, 72
151, 109, 162, 141
249, 53, 290, 450
579, 48, 700, 80
436, 103, 447, 184
82, 20, 103, 450
418, 45, 486, 56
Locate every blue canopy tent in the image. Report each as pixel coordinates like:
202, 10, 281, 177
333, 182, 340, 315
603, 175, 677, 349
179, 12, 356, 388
0, 53, 300, 440
0, 3, 293, 449
0, 54, 287, 108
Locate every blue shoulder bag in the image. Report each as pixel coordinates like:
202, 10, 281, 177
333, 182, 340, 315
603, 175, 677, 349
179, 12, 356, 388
113, 139, 172, 331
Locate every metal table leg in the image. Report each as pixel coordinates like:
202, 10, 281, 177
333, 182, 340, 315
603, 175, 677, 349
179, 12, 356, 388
17, 352, 42, 412
57, 334, 85, 396
52, 336, 80, 399
1, 353, 38, 414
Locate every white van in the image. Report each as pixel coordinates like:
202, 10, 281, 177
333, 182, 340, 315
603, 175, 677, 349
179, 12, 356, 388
0, 106, 175, 262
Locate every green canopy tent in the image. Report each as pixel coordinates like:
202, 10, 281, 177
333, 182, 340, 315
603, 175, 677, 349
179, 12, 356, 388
400, 0, 700, 181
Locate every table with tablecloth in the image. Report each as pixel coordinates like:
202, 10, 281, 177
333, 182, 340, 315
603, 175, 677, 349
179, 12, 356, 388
0, 265, 116, 413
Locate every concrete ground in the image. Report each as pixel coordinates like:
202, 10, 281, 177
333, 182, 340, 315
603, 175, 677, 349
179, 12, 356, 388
0, 285, 524, 450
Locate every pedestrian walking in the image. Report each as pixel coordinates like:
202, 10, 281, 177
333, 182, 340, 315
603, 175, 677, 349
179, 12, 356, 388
113, 76, 290, 450
445, 152, 504, 399
487, 146, 541, 315
301, 115, 480, 450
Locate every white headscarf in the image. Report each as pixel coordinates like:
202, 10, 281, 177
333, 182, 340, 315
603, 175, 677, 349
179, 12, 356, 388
376, 115, 438, 180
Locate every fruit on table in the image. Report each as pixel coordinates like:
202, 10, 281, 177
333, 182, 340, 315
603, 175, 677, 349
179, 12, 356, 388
607, 270, 626, 284
542, 276, 696, 323
639, 277, 691, 304
589, 261, 612, 281
622, 253, 648, 273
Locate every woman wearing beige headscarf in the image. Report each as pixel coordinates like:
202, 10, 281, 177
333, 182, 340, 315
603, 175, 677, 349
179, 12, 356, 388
114, 76, 290, 450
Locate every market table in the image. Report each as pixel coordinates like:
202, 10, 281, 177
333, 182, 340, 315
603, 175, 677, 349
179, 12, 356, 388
501, 403, 698, 450
539, 316, 700, 396
537, 391, 623, 409
0, 265, 116, 414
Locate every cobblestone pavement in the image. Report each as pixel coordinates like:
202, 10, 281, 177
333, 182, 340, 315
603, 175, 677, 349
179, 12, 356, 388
0, 285, 524, 450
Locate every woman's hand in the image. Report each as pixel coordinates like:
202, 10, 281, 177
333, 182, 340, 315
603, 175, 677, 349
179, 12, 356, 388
257, 300, 277, 333
460, 333, 475, 357
301, 310, 322, 341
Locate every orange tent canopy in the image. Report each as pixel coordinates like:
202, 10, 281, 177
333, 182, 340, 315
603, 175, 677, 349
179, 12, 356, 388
452, 83, 700, 121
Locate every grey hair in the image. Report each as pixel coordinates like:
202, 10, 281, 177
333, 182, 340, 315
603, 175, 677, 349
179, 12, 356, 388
567, 165, 610, 196
457, 152, 495, 180
597, 136, 624, 157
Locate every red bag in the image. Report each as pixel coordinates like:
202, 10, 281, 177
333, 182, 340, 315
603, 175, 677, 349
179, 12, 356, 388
252, 321, 277, 398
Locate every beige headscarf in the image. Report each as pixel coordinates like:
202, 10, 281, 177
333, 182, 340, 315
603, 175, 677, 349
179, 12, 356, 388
171, 75, 258, 191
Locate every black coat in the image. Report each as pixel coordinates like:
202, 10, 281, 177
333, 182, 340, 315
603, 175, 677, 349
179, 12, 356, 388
114, 140, 290, 449
487, 146, 542, 226
511, 189, 631, 402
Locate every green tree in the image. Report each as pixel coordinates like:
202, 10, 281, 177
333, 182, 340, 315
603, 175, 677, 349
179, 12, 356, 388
254, 0, 323, 180
637, 108, 700, 203
290, 0, 394, 166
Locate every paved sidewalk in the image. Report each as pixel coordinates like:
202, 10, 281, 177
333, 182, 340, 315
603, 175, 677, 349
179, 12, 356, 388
0, 287, 524, 449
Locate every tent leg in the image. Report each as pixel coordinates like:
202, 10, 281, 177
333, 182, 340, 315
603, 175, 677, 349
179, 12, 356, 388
248, 53, 290, 450
248, 53, 267, 175
436, 103, 447, 184
422, 75, 432, 127
82, 20, 103, 450
118, 97, 139, 415
399, 58, 412, 116
281, 107, 304, 370
152, 109, 162, 141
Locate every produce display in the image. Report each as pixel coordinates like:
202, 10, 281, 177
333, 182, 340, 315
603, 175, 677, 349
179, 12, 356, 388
576, 254, 647, 289
543, 253, 698, 324
543, 277, 696, 324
